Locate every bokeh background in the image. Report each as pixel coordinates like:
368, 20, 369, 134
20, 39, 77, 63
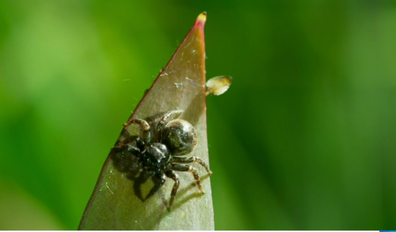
1, 0, 396, 229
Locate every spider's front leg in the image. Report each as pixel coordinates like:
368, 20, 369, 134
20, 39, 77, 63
124, 118, 152, 144
112, 143, 140, 156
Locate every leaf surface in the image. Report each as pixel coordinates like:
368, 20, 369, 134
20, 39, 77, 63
79, 12, 213, 230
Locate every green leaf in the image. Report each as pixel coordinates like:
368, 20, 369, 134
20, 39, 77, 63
78, 12, 214, 230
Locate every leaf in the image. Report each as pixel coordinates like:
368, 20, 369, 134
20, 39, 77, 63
78, 12, 214, 230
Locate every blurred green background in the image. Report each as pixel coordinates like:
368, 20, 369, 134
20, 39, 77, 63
1, 0, 396, 229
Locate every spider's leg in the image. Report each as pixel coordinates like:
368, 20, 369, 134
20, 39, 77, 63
113, 135, 139, 150
125, 144, 141, 157
124, 118, 151, 144
146, 173, 166, 201
171, 163, 204, 193
172, 156, 212, 175
113, 135, 145, 154
157, 110, 183, 134
134, 137, 145, 151
165, 170, 180, 208
111, 142, 140, 154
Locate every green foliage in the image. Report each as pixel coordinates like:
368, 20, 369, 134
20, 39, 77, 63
1, 0, 396, 230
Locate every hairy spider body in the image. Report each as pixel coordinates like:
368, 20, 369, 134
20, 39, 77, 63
113, 110, 212, 208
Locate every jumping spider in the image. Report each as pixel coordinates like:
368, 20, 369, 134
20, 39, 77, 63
113, 109, 212, 208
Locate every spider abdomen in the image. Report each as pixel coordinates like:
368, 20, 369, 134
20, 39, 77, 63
161, 119, 198, 156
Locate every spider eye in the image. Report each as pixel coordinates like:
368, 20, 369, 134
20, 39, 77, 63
161, 119, 197, 156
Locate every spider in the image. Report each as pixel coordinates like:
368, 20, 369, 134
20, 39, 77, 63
113, 109, 212, 208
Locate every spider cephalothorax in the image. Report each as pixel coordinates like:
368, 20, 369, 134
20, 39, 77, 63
113, 109, 212, 208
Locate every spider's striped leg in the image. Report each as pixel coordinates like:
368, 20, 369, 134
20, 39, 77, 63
124, 118, 151, 144
171, 163, 204, 193
172, 156, 212, 175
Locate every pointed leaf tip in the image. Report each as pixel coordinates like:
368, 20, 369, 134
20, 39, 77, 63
196, 12, 207, 26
